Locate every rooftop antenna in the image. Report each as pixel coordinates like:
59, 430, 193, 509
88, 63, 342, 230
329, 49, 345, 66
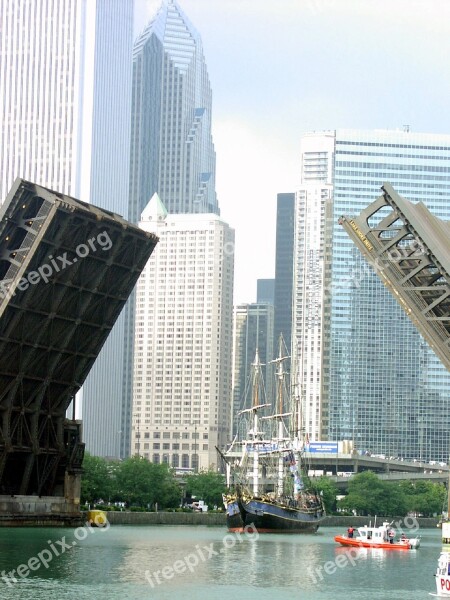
403, 125, 410, 132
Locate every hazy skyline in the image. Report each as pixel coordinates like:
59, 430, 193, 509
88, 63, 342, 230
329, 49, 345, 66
134, 0, 450, 303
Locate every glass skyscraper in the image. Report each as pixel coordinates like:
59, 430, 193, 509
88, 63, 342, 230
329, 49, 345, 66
232, 303, 275, 437
1, 0, 134, 459
129, 0, 219, 223
274, 193, 295, 362
295, 129, 450, 461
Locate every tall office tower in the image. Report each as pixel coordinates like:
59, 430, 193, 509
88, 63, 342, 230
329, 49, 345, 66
273, 193, 295, 364
128, 0, 219, 224
257, 279, 275, 304
231, 303, 275, 437
125, 0, 224, 462
293, 129, 450, 460
293, 182, 332, 442
131, 195, 234, 469
0, 0, 134, 458
292, 133, 334, 440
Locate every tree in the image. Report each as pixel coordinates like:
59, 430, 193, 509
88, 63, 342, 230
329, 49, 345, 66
81, 452, 113, 504
185, 469, 226, 508
337, 471, 408, 516
400, 480, 446, 517
115, 457, 180, 508
313, 476, 338, 514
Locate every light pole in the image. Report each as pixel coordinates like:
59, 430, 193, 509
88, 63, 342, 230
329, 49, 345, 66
193, 421, 198, 472
133, 414, 141, 457
191, 421, 198, 473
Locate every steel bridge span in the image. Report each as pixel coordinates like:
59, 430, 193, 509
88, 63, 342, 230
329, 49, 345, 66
0, 179, 157, 524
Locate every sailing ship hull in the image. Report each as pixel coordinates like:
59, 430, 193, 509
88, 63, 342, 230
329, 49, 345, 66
226, 497, 324, 533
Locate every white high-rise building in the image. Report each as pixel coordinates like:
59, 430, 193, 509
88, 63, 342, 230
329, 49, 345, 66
0, 0, 134, 458
292, 133, 334, 440
131, 194, 234, 469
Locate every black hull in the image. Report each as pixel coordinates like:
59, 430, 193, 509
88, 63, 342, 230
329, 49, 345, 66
226, 497, 324, 533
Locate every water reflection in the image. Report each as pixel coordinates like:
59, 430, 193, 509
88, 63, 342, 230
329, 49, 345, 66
0, 525, 441, 600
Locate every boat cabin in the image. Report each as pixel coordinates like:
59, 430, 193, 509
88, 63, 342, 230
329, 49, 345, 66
356, 521, 391, 542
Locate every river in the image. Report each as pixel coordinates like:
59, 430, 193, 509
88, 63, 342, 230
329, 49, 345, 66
0, 523, 441, 599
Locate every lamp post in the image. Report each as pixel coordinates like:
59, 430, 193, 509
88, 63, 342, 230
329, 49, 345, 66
133, 414, 141, 457
194, 422, 198, 472
193, 421, 198, 472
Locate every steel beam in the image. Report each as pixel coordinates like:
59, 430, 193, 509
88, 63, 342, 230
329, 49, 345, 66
339, 182, 450, 372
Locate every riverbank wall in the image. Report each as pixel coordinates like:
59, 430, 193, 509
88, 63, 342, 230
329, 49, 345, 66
100, 511, 439, 529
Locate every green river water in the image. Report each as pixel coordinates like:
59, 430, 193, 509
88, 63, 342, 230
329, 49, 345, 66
0, 524, 441, 599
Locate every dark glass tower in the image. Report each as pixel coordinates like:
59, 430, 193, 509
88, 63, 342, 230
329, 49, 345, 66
274, 193, 295, 358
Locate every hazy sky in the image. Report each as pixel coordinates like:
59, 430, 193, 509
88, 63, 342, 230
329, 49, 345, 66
134, 0, 450, 303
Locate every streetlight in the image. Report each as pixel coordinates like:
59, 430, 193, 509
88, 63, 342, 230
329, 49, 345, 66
193, 421, 198, 472
133, 414, 141, 457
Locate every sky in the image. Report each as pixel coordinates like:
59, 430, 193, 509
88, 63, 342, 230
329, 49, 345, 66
134, 0, 450, 303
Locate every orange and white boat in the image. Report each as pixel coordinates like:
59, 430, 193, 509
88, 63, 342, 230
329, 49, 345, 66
334, 520, 420, 550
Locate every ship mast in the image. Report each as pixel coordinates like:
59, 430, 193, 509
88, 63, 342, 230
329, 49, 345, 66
251, 349, 261, 495
276, 337, 285, 497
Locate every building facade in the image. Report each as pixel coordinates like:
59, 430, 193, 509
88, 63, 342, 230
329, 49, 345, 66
293, 185, 333, 442
131, 194, 234, 469
231, 303, 275, 437
0, 0, 134, 458
273, 193, 296, 366
257, 279, 275, 304
293, 129, 450, 461
126, 0, 230, 465
129, 0, 219, 223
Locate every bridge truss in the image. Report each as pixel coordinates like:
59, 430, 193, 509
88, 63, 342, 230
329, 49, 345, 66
0, 179, 158, 499
339, 182, 450, 372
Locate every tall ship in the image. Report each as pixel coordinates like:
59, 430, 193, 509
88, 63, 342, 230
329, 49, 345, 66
221, 338, 325, 533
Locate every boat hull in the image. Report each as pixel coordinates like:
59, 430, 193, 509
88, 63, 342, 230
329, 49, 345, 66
227, 498, 324, 533
334, 535, 412, 550
435, 574, 450, 596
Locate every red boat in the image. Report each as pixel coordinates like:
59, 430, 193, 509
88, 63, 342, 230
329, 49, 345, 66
334, 520, 420, 550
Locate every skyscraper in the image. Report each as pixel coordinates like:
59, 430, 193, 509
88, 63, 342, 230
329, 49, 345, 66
0, 0, 134, 458
273, 193, 295, 361
257, 279, 275, 304
231, 303, 275, 436
129, 0, 219, 223
293, 129, 450, 460
126, 1, 231, 462
131, 195, 234, 469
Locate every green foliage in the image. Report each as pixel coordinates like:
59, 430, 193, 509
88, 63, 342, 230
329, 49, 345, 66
115, 456, 180, 509
81, 453, 181, 509
337, 471, 446, 517
185, 469, 226, 508
399, 480, 447, 517
312, 476, 338, 514
80, 452, 114, 504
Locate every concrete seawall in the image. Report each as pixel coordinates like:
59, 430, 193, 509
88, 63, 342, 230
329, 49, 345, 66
98, 511, 439, 529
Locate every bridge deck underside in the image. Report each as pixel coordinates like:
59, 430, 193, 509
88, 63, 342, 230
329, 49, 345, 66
0, 180, 158, 496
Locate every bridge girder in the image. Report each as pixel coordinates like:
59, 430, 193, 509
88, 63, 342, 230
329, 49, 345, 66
0, 179, 158, 496
339, 182, 450, 372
